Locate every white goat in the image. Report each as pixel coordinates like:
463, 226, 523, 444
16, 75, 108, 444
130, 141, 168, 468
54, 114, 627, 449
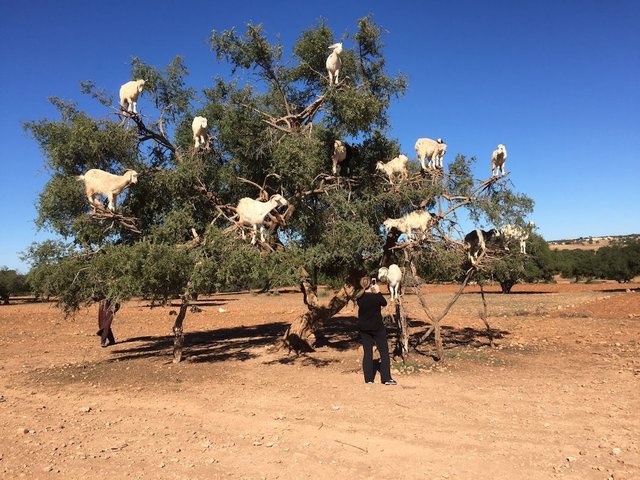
192, 116, 209, 149
376, 154, 409, 184
415, 137, 447, 170
326, 42, 343, 85
501, 222, 535, 254
491, 144, 508, 177
383, 210, 432, 241
119, 79, 145, 114
236, 194, 289, 245
77, 168, 139, 212
331, 140, 355, 175
378, 264, 402, 302
464, 228, 501, 265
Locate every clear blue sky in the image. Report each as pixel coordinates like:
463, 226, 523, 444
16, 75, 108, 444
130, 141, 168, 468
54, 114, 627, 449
1, 0, 639, 273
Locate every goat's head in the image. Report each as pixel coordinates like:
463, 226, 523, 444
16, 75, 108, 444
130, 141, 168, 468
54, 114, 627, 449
270, 194, 288, 208
375, 161, 385, 172
377, 267, 389, 282
487, 228, 500, 239
497, 144, 506, 153
328, 42, 343, 54
382, 218, 398, 232
136, 79, 146, 93
125, 170, 139, 184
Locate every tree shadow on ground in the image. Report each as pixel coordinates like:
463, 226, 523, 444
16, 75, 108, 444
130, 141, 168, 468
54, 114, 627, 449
106, 315, 366, 366
410, 324, 511, 359
462, 290, 556, 295
110, 321, 289, 364
104, 312, 510, 365
595, 287, 639, 293
313, 315, 360, 351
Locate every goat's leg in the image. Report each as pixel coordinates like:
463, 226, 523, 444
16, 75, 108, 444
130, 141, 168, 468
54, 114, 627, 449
107, 193, 115, 212
335, 69, 340, 85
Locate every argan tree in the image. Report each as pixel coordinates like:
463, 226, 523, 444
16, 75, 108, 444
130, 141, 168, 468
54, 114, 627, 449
25, 16, 533, 362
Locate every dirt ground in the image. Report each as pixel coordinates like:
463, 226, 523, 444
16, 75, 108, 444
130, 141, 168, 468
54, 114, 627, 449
1, 281, 639, 480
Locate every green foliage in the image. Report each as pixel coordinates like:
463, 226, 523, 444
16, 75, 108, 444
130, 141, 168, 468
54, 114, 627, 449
480, 234, 554, 293
131, 56, 195, 124
551, 239, 640, 283
414, 245, 464, 283
0, 267, 28, 303
24, 16, 536, 317
552, 249, 597, 281
25, 101, 138, 175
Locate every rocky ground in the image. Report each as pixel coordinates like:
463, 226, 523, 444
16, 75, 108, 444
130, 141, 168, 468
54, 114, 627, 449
1, 282, 639, 479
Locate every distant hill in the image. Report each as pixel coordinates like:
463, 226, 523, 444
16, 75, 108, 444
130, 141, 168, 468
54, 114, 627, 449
548, 234, 640, 251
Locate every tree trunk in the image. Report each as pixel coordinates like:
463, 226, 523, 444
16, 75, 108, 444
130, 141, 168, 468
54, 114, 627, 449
281, 276, 356, 353
393, 300, 409, 359
172, 301, 189, 363
433, 319, 443, 361
479, 284, 495, 347
500, 280, 514, 294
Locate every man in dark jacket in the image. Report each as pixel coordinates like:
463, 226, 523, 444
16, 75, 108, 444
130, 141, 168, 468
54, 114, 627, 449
356, 276, 397, 385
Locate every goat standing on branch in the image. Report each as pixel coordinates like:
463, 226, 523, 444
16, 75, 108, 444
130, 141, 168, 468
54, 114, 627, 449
119, 79, 145, 114
378, 264, 403, 302
326, 42, 343, 85
491, 144, 508, 177
331, 140, 356, 175
383, 210, 432, 242
501, 222, 535, 254
415, 137, 447, 170
236, 194, 289, 245
376, 154, 409, 184
192, 116, 209, 150
464, 228, 501, 265
77, 168, 139, 212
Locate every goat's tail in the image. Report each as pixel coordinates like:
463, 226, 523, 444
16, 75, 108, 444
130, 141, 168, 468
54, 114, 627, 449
76, 175, 85, 182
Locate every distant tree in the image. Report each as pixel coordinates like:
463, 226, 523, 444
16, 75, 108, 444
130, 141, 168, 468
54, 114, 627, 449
595, 239, 640, 282
24, 17, 533, 361
0, 267, 28, 304
552, 249, 597, 282
474, 233, 553, 294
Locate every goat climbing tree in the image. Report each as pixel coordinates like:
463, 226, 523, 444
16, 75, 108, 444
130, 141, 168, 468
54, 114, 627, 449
25, 16, 533, 362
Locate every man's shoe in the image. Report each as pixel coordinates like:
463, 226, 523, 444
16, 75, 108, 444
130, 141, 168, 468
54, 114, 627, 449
384, 379, 397, 385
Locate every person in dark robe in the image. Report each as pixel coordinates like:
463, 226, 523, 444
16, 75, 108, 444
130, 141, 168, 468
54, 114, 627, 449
96, 299, 120, 347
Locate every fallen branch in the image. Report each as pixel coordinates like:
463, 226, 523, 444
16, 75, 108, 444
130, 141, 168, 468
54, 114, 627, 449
334, 439, 368, 453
